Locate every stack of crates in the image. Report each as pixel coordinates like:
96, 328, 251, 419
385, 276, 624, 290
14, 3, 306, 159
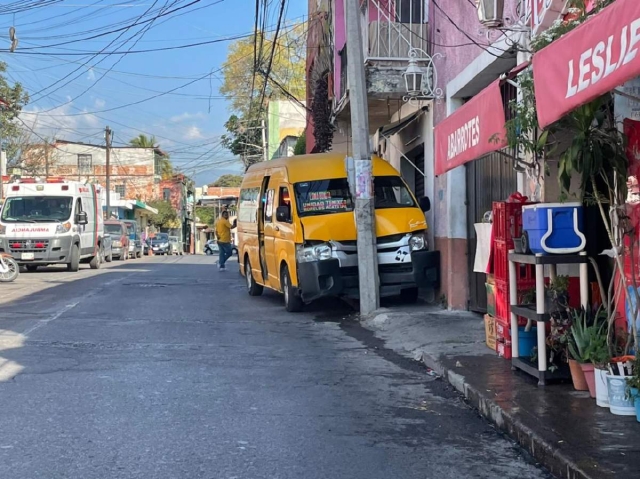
492, 200, 536, 359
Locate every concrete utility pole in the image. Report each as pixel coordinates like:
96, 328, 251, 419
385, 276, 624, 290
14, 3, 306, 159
345, 0, 379, 314
105, 126, 112, 219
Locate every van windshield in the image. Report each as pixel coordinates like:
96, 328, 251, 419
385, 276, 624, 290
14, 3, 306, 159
294, 179, 353, 217
1, 196, 73, 223
373, 176, 417, 209
294, 176, 416, 217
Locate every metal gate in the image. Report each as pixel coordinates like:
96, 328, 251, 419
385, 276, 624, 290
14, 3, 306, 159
465, 152, 518, 313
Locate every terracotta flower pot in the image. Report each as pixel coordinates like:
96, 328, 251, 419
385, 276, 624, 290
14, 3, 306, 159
579, 362, 596, 398
569, 359, 589, 391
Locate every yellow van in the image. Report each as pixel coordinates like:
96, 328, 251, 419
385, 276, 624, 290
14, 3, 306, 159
236, 153, 439, 312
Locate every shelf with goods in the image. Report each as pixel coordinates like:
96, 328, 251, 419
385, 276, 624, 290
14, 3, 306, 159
508, 252, 590, 386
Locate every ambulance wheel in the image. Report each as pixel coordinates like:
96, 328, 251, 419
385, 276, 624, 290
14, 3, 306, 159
67, 244, 80, 272
90, 249, 101, 270
521, 231, 531, 255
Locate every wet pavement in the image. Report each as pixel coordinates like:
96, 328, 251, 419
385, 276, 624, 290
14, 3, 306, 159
0, 255, 552, 478
361, 305, 640, 479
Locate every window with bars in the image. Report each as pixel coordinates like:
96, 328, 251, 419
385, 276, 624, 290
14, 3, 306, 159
77, 154, 92, 175
115, 184, 126, 198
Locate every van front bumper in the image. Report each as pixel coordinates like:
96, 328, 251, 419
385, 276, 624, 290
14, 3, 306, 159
0, 236, 74, 264
297, 250, 440, 302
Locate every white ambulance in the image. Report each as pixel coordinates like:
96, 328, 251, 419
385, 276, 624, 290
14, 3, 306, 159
0, 177, 106, 271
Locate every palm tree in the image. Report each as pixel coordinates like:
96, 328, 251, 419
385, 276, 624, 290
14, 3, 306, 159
129, 134, 173, 179
129, 134, 157, 148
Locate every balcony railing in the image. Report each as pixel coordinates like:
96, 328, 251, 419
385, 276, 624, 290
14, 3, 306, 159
361, 0, 430, 61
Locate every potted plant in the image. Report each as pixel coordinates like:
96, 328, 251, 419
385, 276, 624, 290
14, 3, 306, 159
546, 275, 570, 314
625, 355, 640, 422
567, 308, 589, 391
568, 307, 607, 396
589, 329, 611, 407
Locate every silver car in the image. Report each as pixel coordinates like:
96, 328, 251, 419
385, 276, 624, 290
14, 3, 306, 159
169, 236, 183, 255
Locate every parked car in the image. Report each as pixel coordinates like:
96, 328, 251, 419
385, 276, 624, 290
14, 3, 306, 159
121, 219, 142, 259
104, 221, 130, 261
204, 239, 219, 255
102, 232, 113, 263
150, 233, 170, 255
169, 236, 183, 255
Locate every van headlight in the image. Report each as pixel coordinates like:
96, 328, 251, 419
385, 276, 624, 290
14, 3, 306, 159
296, 243, 332, 263
409, 233, 427, 251
56, 222, 71, 234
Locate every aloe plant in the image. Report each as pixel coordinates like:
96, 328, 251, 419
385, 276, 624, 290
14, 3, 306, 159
568, 307, 607, 363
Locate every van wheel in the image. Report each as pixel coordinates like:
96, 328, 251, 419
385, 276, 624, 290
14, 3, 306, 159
400, 287, 419, 304
245, 259, 263, 296
281, 266, 303, 312
67, 244, 80, 272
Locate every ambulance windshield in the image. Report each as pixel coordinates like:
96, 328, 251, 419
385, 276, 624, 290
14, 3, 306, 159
1, 196, 73, 223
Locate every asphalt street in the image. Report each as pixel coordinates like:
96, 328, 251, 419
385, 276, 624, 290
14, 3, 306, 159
0, 255, 553, 479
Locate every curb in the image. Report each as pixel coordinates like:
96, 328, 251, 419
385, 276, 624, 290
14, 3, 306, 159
420, 352, 593, 479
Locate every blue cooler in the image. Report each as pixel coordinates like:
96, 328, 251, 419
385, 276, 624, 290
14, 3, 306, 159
522, 203, 586, 255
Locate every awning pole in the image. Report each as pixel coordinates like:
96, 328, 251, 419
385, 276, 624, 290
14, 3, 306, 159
382, 133, 426, 177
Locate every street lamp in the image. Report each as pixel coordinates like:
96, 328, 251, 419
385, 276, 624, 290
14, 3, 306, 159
402, 48, 443, 105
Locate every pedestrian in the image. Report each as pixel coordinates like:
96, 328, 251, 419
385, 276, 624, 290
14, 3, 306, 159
214, 210, 236, 271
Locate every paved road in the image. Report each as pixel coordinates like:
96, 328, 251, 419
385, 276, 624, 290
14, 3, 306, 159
0, 255, 552, 479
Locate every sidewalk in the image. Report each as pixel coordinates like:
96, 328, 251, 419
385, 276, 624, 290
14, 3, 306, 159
361, 303, 640, 479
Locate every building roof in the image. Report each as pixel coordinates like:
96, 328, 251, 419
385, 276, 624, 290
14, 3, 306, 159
54, 139, 168, 157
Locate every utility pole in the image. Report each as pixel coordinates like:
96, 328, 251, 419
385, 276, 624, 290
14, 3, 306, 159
261, 119, 268, 162
346, 0, 379, 314
105, 126, 112, 219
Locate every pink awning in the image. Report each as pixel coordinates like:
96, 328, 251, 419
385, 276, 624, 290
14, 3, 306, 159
533, 0, 640, 129
434, 80, 507, 176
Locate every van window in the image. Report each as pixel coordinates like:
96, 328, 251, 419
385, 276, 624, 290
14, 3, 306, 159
264, 189, 275, 222
239, 187, 259, 223
294, 179, 353, 217
373, 176, 417, 209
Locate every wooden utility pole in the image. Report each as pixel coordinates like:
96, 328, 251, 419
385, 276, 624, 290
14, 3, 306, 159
105, 126, 112, 219
346, 0, 379, 314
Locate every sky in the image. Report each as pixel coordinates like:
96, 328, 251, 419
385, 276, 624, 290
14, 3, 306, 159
0, 0, 306, 185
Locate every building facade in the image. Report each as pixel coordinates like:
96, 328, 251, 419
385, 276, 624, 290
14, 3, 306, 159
25, 140, 168, 203
267, 100, 306, 160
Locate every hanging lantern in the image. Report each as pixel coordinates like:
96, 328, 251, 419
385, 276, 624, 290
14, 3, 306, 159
477, 0, 504, 28
403, 56, 424, 97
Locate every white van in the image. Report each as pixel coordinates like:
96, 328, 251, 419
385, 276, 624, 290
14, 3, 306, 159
0, 177, 106, 271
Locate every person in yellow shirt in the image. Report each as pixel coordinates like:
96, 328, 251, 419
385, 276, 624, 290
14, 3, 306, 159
214, 210, 236, 271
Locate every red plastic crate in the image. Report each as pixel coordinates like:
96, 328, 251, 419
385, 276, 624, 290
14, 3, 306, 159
495, 278, 536, 322
495, 315, 511, 342
492, 200, 535, 247
497, 341, 512, 359
493, 240, 536, 283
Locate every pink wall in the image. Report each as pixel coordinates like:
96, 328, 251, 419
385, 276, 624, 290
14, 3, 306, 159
333, 0, 346, 101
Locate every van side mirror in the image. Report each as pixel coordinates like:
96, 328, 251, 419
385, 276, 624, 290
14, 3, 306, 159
419, 197, 431, 212
276, 205, 291, 223
76, 211, 88, 225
